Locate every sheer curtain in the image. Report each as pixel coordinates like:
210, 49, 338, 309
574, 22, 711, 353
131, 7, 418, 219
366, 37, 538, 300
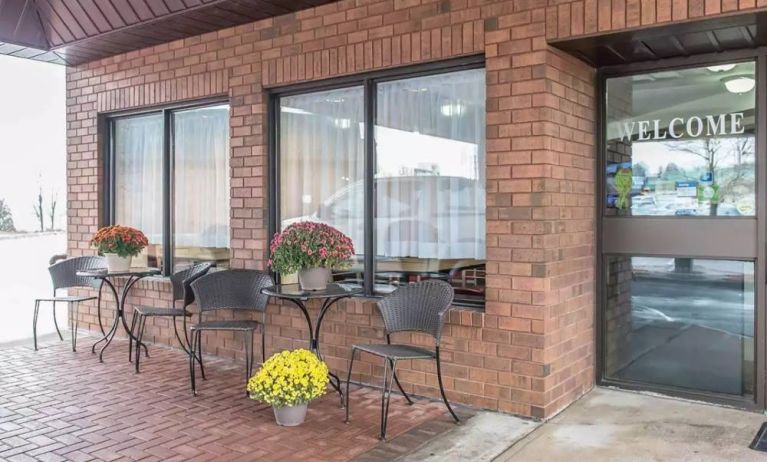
279, 87, 365, 260
173, 105, 230, 252
375, 69, 486, 260
114, 114, 164, 245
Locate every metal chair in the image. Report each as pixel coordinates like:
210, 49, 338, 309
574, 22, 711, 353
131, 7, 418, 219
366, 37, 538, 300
129, 262, 213, 373
33, 255, 106, 351
344, 279, 460, 440
188, 269, 274, 396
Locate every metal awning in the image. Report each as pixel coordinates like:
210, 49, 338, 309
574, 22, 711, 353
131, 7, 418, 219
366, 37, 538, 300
0, 0, 337, 65
549, 12, 767, 67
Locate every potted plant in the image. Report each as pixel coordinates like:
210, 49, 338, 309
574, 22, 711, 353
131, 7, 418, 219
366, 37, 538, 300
247, 349, 329, 426
90, 225, 149, 272
268, 221, 354, 291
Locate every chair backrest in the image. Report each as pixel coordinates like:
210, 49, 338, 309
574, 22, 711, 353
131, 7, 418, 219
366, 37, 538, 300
376, 280, 455, 344
169, 262, 214, 307
191, 269, 273, 314
49, 256, 106, 291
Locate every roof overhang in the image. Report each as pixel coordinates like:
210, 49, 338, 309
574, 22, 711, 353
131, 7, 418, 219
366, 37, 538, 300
550, 11, 767, 67
0, 0, 336, 66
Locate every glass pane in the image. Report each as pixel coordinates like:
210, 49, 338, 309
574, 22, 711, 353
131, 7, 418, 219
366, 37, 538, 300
375, 68, 486, 305
604, 256, 754, 397
113, 113, 164, 269
173, 104, 230, 271
279, 86, 365, 279
605, 62, 755, 217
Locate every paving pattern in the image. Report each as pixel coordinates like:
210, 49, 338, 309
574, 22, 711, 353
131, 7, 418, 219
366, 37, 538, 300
0, 335, 459, 462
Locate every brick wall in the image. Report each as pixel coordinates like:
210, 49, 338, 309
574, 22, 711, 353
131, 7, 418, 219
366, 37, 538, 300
546, 0, 767, 40
66, 0, 596, 419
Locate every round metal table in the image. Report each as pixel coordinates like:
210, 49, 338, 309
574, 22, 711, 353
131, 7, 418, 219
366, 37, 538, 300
77, 267, 161, 362
261, 282, 364, 404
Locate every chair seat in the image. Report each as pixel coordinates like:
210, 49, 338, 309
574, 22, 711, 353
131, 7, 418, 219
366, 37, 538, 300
353, 343, 436, 360
191, 320, 262, 331
135, 306, 190, 317
35, 295, 97, 303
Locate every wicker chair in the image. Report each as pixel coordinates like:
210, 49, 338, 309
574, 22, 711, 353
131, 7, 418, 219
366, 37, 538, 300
188, 269, 274, 395
33, 256, 106, 351
129, 262, 213, 373
344, 280, 460, 440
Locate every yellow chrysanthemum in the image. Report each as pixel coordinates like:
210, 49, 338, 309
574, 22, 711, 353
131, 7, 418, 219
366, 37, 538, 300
246, 348, 329, 407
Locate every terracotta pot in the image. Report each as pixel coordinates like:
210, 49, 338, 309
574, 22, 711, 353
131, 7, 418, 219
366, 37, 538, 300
298, 267, 330, 291
104, 253, 132, 273
273, 403, 308, 426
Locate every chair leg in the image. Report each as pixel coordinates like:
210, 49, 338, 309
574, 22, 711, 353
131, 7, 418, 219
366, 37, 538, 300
33, 300, 40, 351
197, 332, 206, 380
382, 359, 397, 440
189, 329, 197, 396
436, 347, 459, 423
135, 314, 146, 373
344, 347, 356, 423
51, 301, 63, 341
128, 311, 137, 362
71, 302, 79, 352
141, 316, 149, 358
261, 325, 266, 365
391, 360, 413, 405
244, 331, 252, 397
379, 358, 392, 440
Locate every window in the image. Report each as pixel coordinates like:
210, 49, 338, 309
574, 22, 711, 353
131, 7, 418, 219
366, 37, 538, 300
107, 102, 230, 275
273, 59, 486, 306
605, 62, 755, 217
604, 256, 754, 397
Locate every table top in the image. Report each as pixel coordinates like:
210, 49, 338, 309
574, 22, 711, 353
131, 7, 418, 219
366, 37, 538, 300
76, 267, 162, 278
261, 282, 364, 300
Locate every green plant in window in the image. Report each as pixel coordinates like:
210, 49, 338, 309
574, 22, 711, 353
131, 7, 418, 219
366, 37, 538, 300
615, 168, 633, 210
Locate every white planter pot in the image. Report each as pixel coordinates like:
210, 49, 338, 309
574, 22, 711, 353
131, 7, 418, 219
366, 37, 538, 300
273, 403, 308, 426
104, 253, 132, 273
298, 267, 330, 291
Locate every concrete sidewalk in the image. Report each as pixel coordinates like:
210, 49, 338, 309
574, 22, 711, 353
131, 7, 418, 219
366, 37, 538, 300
497, 388, 766, 462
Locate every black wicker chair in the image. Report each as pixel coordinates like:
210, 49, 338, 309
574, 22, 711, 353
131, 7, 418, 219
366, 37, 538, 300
33, 256, 106, 351
129, 262, 213, 373
344, 279, 460, 440
188, 269, 274, 395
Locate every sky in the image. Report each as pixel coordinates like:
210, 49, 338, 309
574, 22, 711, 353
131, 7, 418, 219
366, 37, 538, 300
0, 55, 66, 232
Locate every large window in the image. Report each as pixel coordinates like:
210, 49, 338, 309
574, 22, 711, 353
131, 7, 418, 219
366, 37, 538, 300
274, 60, 486, 306
107, 102, 230, 275
605, 62, 755, 217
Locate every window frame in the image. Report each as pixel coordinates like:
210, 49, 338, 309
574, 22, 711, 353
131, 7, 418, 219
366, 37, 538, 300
102, 97, 230, 277
267, 55, 486, 308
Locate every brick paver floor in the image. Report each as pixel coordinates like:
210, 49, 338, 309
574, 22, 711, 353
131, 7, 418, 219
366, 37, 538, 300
0, 335, 462, 462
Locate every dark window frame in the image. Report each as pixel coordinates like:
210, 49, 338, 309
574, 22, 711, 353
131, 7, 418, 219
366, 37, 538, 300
101, 96, 230, 277
267, 55, 486, 308
596, 49, 767, 410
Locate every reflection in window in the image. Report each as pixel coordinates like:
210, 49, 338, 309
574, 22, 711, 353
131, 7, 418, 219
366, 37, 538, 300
375, 69, 486, 304
604, 256, 754, 397
605, 62, 755, 217
279, 87, 365, 275
276, 66, 486, 306
173, 105, 230, 271
114, 113, 164, 268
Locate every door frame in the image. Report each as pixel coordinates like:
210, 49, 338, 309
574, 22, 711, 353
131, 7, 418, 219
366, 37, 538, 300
595, 48, 767, 411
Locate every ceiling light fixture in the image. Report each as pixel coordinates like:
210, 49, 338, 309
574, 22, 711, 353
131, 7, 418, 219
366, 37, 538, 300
333, 118, 351, 129
707, 64, 736, 73
722, 75, 755, 94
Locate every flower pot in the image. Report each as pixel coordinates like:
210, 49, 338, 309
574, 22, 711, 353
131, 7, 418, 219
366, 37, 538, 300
104, 253, 132, 273
298, 267, 330, 291
273, 403, 308, 426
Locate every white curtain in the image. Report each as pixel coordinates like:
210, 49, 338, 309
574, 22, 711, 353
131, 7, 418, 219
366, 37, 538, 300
279, 87, 365, 257
173, 105, 230, 249
114, 114, 163, 244
375, 69, 486, 260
